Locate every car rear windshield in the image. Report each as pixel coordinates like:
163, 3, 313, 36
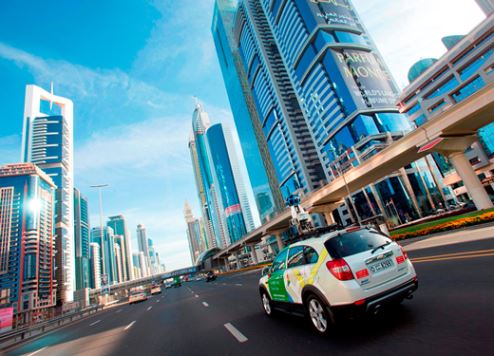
324, 230, 390, 258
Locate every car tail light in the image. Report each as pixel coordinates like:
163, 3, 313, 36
326, 258, 354, 280
396, 246, 408, 264
355, 298, 366, 306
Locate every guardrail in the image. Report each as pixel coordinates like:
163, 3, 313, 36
0, 305, 103, 349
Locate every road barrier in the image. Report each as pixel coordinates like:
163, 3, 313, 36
0, 305, 102, 349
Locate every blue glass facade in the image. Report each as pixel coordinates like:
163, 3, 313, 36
234, 0, 326, 203
0, 164, 56, 323
74, 188, 90, 290
212, 0, 282, 222
206, 124, 247, 243
261, 0, 412, 179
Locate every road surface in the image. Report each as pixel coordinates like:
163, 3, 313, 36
4, 238, 494, 355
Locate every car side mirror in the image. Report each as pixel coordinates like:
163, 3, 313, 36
261, 265, 272, 277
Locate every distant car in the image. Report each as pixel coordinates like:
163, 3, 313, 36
259, 226, 418, 335
206, 271, 216, 282
129, 290, 148, 304
150, 285, 162, 295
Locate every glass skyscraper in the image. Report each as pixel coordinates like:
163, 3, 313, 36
90, 226, 117, 285
189, 104, 254, 247
22, 84, 75, 303
212, 0, 444, 225
212, 0, 282, 222
0, 163, 57, 325
74, 188, 90, 290
107, 215, 134, 281
136, 224, 151, 276
233, 0, 327, 204
184, 202, 205, 264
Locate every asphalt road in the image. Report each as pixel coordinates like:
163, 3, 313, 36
4, 237, 494, 356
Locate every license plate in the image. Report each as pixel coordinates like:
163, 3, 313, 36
369, 258, 394, 273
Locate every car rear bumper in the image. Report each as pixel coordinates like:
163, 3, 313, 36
332, 277, 418, 318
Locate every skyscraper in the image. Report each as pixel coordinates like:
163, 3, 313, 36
0, 163, 57, 325
233, 0, 328, 204
476, 0, 494, 15
90, 226, 117, 285
132, 253, 142, 279
189, 105, 226, 248
139, 251, 148, 278
107, 215, 134, 281
212, 0, 282, 222
136, 224, 151, 276
220, 0, 444, 224
206, 123, 248, 243
148, 238, 157, 275
22, 84, 75, 303
89, 243, 101, 289
189, 105, 255, 248
74, 188, 90, 290
184, 202, 205, 264
114, 241, 123, 283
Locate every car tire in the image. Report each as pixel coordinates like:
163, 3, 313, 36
305, 294, 333, 335
260, 290, 276, 317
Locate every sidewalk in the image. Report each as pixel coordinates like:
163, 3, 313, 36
404, 223, 494, 251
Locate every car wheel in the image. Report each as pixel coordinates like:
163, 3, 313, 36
306, 294, 333, 335
260, 291, 275, 317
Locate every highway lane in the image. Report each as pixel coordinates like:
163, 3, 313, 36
4, 237, 494, 355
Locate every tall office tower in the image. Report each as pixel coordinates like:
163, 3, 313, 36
138, 251, 148, 278
0, 163, 57, 325
74, 188, 90, 290
132, 253, 142, 279
256, 0, 444, 224
90, 227, 117, 285
89, 243, 101, 289
476, 0, 494, 15
206, 123, 249, 244
184, 202, 205, 264
155, 252, 161, 273
233, 0, 327, 205
114, 242, 123, 283
22, 84, 75, 303
189, 105, 227, 248
107, 215, 133, 281
136, 224, 151, 275
212, 0, 282, 222
147, 238, 157, 274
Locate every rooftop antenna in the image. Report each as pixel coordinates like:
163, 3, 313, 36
49, 81, 54, 110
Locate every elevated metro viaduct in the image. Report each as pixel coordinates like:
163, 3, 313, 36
213, 81, 494, 267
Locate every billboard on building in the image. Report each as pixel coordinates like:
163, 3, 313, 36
309, 0, 362, 31
332, 49, 399, 109
0, 307, 13, 333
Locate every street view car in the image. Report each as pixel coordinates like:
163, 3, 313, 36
259, 227, 418, 334
129, 288, 148, 304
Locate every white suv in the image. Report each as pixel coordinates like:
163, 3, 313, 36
259, 227, 418, 334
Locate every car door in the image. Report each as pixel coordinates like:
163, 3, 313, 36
285, 246, 306, 303
268, 248, 289, 302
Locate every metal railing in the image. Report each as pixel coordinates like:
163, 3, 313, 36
0, 305, 102, 349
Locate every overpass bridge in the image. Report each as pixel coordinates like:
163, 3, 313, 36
89, 266, 198, 299
213, 81, 494, 264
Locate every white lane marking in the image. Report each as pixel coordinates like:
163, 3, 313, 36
202, 302, 209, 307
156, 299, 160, 303
222, 283, 227, 286
124, 321, 136, 330
147, 306, 153, 311
235, 283, 243, 286
26, 347, 47, 356
115, 309, 122, 313
224, 323, 248, 343
195, 294, 199, 298
90, 320, 101, 326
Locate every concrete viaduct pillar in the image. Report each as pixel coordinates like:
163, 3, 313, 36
249, 244, 258, 265
448, 151, 493, 210
274, 233, 284, 251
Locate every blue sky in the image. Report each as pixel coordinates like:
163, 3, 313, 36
0, 0, 484, 270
